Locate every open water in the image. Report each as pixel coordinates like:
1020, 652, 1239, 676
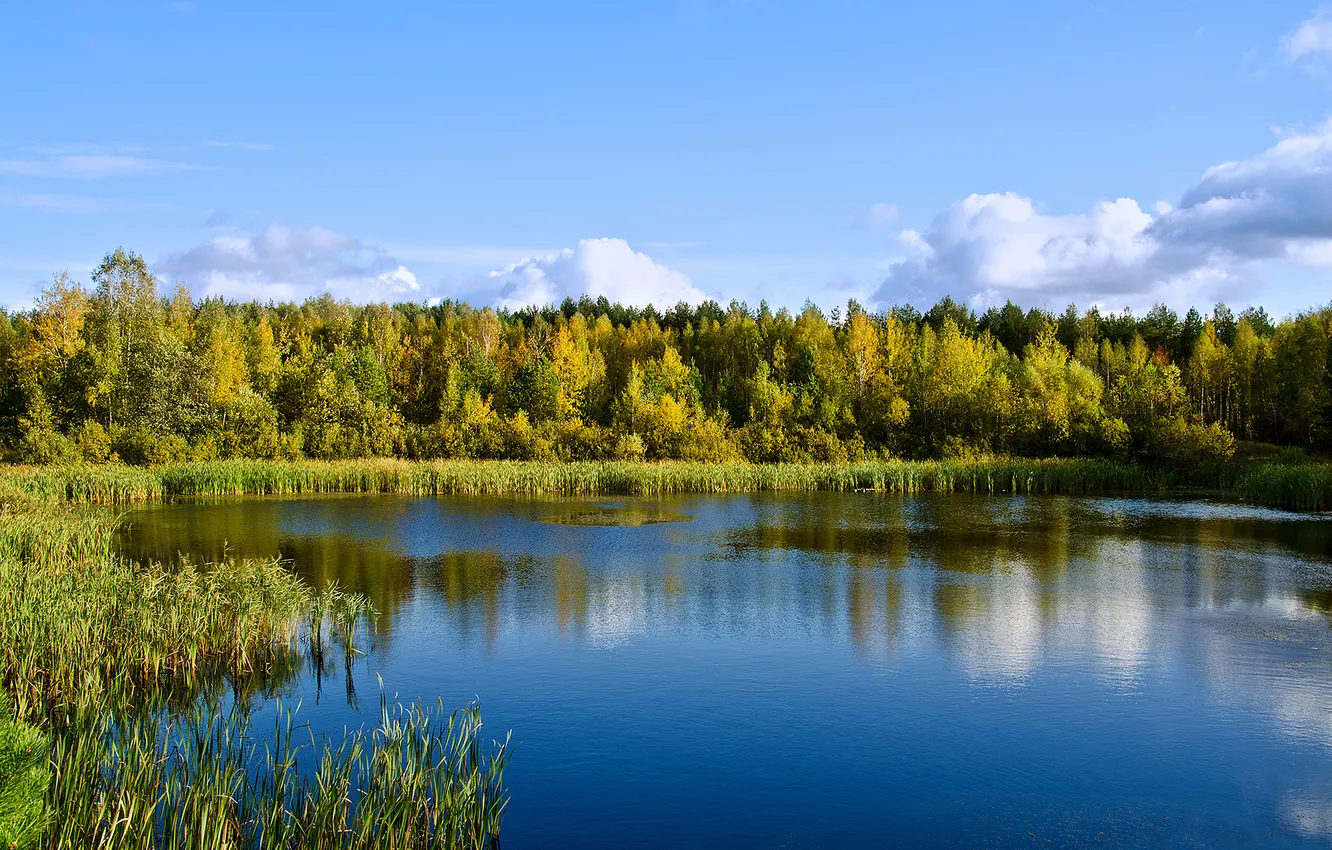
122, 492, 1332, 848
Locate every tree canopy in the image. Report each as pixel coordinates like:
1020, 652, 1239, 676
3, 249, 1329, 468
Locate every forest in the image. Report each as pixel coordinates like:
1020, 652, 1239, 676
1, 248, 1329, 470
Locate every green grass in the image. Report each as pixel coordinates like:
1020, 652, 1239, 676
0, 480, 512, 848
1199, 461, 1332, 513
0, 457, 1174, 503
8, 456, 1326, 511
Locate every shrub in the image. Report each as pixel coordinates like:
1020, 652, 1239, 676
676, 415, 740, 462
218, 388, 282, 459
737, 422, 790, 463
501, 411, 553, 461
1099, 417, 1131, 457
794, 427, 847, 463
1148, 418, 1236, 470
404, 420, 462, 460
112, 427, 192, 465
613, 433, 646, 460
548, 420, 613, 462
17, 427, 77, 465
71, 420, 113, 463
940, 436, 990, 461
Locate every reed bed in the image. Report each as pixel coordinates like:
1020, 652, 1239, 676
1199, 461, 1332, 513
0, 550, 312, 715
2, 464, 163, 505
0, 499, 117, 572
9, 456, 1326, 511
0, 483, 511, 848
46, 698, 509, 850
0, 457, 1176, 504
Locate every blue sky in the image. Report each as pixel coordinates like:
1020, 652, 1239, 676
2, 0, 1330, 316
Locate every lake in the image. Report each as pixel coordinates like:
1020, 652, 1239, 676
122, 492, 1332, 848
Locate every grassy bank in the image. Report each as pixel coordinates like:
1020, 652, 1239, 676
1196, 461, 1332, 513
0, 480, 510, 849
2, 456, 1329, 511
2, 457, 1172, 503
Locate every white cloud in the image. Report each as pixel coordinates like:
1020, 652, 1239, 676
858, 202, 900, 228
0, 154, 198, 180
872, 120, 1332, 311
1155, 119, 1332, 251
157, 224, 419, 302
1284, 7, 1332, 61
490, 238, 706, 310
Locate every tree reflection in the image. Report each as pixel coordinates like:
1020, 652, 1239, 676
123, 492, 1332, 672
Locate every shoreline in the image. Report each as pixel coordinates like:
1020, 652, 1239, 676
2, 457, 1328, 512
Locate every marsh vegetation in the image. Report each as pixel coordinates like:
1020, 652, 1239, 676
0, 477, 510, 849
4, 455, 1329, 512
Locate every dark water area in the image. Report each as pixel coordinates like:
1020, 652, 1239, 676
121, 493, 1332, 848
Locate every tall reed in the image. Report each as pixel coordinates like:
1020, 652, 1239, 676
1199, 461, 1332, 512
10, 456, 1324, 511
45, 698, 509, 850
0, 481, 512, 848
0, 457, 1176, 504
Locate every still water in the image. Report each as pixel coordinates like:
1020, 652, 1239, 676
123, 493, 1332, 848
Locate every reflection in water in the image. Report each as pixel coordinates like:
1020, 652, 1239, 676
121, 492, 1332, 683
535, 505, 693, 526
121, 492, 1332, 675
121, 492, 1332, 848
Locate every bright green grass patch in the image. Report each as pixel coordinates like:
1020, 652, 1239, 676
0, 695, 48, 850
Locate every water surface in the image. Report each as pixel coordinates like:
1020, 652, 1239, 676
123, 493, 1332, 848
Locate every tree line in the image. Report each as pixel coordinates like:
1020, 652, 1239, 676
1, 248, 1328, 468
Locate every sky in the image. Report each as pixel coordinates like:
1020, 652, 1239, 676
2, 0, 1331, 317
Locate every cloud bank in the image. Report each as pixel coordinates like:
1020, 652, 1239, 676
490, 238, 705, 310
872, 120, 1332, 311
155, 232, 702, 308
157, 224, 419, 302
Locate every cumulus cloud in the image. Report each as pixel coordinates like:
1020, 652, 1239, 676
872, 120, 1332, 311
1283, 7, 1332, 61
1157, 122, 1332, 250
157, 224, 419, 302
490, 238, 705, 310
